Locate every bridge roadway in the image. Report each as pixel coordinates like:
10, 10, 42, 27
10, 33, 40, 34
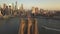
0, 16, 60, 34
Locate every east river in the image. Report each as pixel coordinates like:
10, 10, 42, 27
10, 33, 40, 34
0, 16, 60, 34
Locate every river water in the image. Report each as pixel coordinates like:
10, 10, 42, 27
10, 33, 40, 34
0, 16, 60, 34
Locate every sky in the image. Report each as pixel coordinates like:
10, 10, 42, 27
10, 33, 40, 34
0, 0, 60, 10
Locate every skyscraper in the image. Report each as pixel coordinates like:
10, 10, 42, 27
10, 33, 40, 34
15, 1, 17, 10
35, 7, 39, 14
3, 3, 6, 9
20, 4, 24, 11
12, 3, 14, 10
9, 5, 12, 15
32, 7, 35, 14
32, 7, 39, 15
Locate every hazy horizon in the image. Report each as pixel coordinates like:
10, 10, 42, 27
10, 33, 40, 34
0, 0, 60, 10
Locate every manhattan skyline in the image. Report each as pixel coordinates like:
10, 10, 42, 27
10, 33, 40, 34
0, 0, 60, 10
